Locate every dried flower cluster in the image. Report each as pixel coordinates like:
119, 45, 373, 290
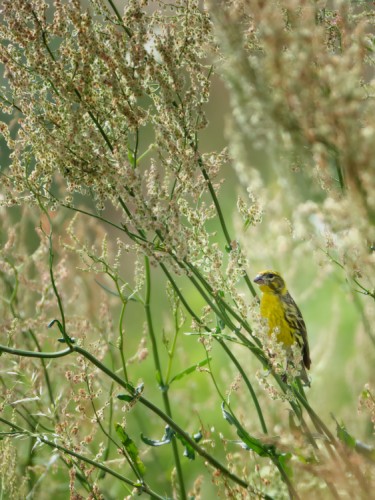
0, 0, 253, 318
211, 0, 375, 295
1, 0, 375, 498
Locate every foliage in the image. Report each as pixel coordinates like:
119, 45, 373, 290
0, 1, 374, 498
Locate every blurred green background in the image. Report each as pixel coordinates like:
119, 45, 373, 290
1, 2, 374, 498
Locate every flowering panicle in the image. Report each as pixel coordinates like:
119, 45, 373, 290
209, 1, 375, 353
0, 439, 27, 500
1, 2, 375, 497
0, 0, 249, 308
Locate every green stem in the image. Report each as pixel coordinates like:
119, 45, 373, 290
85, 374, 143, 484
61, 203, 125, 233
0, 344, 72, 358
28, 329, 56, 410
0, 342, 250, 491
160, 263, 268, 434
200, 164, 232, 245
272, 458, 301, 500
137, 393, 249, 490
144, 256, 187, 500
159, 263, 199, 323
0, 417, 162, 500
77, 344, 249, 489
4, 259, 18, 317
118, 300, 129, 382
165, 297, 180, 385
97, 382, 115, 480
144, 256, 163, 382
161, 262, 258, 357
218, 339, 268, 434
195, 152, 256, 298
37, 200, 68, 341
107, 0, 133, 37
61, 187, 335, 463
181, 258, 260, 345
1, 259, 57, 414
204, 346, 228, 404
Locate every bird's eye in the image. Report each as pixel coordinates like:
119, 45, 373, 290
266, 273, 275, 279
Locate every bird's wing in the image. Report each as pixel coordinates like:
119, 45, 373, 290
282, 293, 311, 369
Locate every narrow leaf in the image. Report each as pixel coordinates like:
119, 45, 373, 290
193, 431, 203, 442
221, 403, 271, 457
117, 394, 134, 403
337, 424, 356, 449
94, 279, 138, 300
169, 358, 211, 384
175, 434, 195, 460
11, 396, 40, 405
141, 426, 175, 447
278, 452, 293, 478
116, 381, 140, 401
115, 424, 146, 477
332, 415, 356, 449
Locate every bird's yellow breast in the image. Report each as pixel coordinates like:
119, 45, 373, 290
260, 293, 294, 346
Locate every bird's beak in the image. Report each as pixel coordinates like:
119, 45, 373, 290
253, 274, 264, 284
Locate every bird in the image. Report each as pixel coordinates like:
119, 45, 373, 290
253, 270, 311, 386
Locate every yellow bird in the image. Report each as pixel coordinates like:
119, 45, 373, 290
253, 270, 311, 385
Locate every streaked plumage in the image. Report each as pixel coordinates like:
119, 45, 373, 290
253, 270, 311, 383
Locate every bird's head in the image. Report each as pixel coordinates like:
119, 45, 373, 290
253, 270, 287, 295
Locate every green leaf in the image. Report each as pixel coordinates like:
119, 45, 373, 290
141, 426, 175, 447
217, 318, 226, 332
117, 394, 134, 402
126, 382, 143, 396
48, 319, 75, 344
175, 433, 195, 460
140, 426, 196, 460
332, 415, 375, 462
221, 403, 271, 457
134, 383, 144, 394
193, 431, 203, 442
57, 337, 76, 344
223, 404, 295, 479
169, 358, 211, 384
48, 318, 61, 330
94, 279, 120, 297
94, 279, 138, 301
237, 428, 270, 457
115, 424, 146, 477
116, 382, 142, 402
278, 452, 293, 478
221, 404, 235, 424
332, 415, 356, 449
337, 425, 356, 449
